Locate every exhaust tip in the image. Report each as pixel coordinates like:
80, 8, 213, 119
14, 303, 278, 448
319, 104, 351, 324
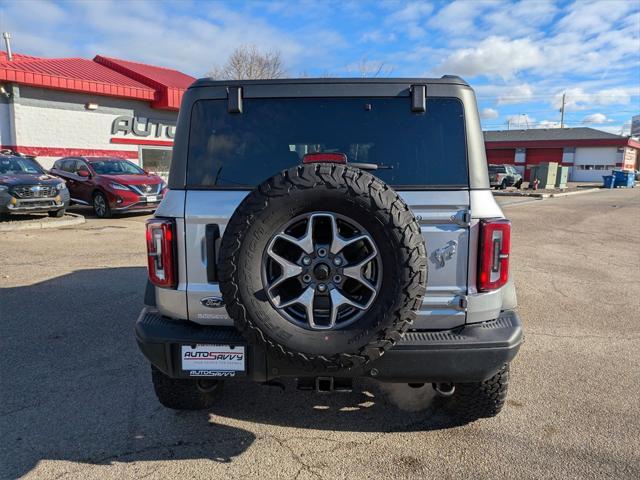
432, 382, 455, 397
196, 379, 221, 394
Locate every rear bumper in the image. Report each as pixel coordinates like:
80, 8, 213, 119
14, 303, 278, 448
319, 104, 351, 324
135, 308, 523, 383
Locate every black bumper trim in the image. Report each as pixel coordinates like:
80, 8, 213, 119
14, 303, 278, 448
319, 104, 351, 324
135, 308, 523, 383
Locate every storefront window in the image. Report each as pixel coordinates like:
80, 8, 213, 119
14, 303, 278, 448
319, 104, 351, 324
140, 148, 172, 180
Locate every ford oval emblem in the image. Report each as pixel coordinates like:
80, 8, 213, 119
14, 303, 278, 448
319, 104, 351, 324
201, 296, 225, 308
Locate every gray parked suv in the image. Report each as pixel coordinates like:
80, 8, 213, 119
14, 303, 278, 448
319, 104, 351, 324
135, 78, 523, 422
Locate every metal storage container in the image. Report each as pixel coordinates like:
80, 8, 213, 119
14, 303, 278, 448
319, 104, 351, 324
613, 170, 635, 188
532, 162, 558, 189
602, 175, 615, 189
555, 166, 569, 189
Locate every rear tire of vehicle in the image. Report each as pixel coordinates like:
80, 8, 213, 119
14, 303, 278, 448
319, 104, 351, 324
48, 209, 65, 218
151, 366, 223, 410
219, 163, 427, 372
500, 180, 508, 190
441, 364, 510, 422
93, 192, 111, 218
515, 179, 523, 189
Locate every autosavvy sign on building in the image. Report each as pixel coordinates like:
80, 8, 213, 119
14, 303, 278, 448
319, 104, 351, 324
111, 116, 176, 140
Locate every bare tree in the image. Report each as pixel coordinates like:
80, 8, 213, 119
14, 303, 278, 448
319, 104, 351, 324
350, 58, 394, 78
208, 45, 287, 80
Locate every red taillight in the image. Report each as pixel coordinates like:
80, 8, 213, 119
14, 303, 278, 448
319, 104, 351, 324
302, 152, 347, 164
146, 219, 177, 288
478, 218, 511, 292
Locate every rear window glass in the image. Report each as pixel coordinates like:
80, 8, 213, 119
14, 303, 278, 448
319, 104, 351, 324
187, 97, 467, 188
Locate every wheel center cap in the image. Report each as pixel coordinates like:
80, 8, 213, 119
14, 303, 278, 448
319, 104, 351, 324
313, 263, 330, 281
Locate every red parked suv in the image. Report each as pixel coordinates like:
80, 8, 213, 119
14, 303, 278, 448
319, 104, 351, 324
50, 157, 167, 217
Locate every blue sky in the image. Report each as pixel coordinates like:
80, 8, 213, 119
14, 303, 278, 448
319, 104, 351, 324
1, 0, 639, 133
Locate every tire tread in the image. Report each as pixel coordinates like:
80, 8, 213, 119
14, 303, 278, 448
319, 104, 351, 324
219, 164, 427, 371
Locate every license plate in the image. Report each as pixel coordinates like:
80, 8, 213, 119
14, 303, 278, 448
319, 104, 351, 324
146, 195, 158, 202
181, 344, 245, 377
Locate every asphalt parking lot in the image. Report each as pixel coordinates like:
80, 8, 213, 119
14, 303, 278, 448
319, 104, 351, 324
1, 189, 639, 480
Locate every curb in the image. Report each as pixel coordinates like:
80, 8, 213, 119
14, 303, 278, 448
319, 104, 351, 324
547, 188, 601, 198
494, 188, 601, 199
496, 197, 545, 207
0, 212, 86, 232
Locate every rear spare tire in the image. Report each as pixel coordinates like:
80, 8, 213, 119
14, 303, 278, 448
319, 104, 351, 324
219, 163, 427, 370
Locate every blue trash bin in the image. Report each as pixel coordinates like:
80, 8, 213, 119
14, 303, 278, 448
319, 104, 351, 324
602, 175, 615, 188
613, 170, 635, 188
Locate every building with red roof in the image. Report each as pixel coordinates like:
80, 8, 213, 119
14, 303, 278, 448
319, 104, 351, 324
0, 51, 195, 173
484, 128, 639, 182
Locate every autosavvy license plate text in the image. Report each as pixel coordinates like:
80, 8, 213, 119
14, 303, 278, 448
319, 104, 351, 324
181, 344, 245, 372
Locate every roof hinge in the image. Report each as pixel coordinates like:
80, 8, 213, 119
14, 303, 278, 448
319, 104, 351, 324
411, 84, 426, 112
227, 86, 243, 113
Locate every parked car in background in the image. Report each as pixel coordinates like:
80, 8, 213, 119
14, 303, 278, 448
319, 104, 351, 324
0, 151, 69, 218
488, 164, 523, 189
50, 157, 167, 218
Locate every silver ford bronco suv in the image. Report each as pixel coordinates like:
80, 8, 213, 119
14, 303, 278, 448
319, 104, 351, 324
135, 77, 522, 422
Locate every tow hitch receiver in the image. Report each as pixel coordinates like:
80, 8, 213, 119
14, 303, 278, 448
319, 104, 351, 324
297, 377, 353, 393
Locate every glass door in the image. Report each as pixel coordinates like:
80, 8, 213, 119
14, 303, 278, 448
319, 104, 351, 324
139, 147, 172, 181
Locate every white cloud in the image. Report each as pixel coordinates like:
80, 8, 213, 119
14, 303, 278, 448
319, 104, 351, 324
553, 88, 632, 111
481, 107, 499, 119
583, 113, 611, 124
385, 1, 434, 39
427, 1, 479, 35
483, 0, 558, 36
0, 0, 346, 76
497, 84, 534, 105
428, 0, 558, 38
430, 0, 639, 80
535, 120, 562, 129
506, 114, 536, 129
360, 30, 397, 43
557, 0, 637, 34
387, 1, 433, 23
438, 36, 543, 79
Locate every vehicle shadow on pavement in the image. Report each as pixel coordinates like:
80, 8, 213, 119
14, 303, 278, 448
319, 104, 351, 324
67, 205, 152, 220
2, 267, 466, 479
205, 379, 465, 434
0, 267, 255, 479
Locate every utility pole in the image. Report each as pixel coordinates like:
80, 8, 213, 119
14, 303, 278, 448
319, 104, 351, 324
559, 92, 566, 128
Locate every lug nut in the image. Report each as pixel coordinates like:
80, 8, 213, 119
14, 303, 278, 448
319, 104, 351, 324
317, 283, 327, 292
333, 257, 343, 266
302, 256, 312, 266
333, 275, 342, 283
317, 248, 327, 257
302, 274, 312, 283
